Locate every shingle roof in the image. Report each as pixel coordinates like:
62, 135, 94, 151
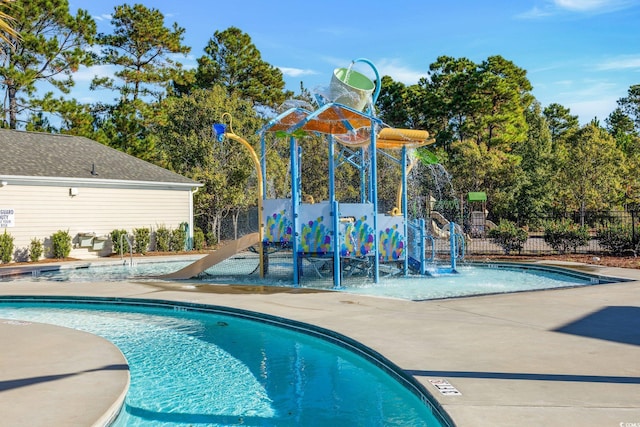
0, 129, 198, 185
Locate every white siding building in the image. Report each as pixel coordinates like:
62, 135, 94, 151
0, 129, 202, 261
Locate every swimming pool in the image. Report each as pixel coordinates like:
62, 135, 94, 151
2, 256, 622, 301
0, 297, 451, 427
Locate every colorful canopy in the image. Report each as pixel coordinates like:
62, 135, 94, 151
260, 103, 435, 149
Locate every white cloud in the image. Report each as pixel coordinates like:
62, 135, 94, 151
555, 79, 620, 121
518, 0, 634, 18
279, 67, 318, 78
553, 0, 631, 11
516, 6, 554, 18
566, 97, 618, 122
72, 64, 116, 83
92, 14, 111, 22
574, 80, 618, 97
374, 59, 427, 85
596, 55, 640, 71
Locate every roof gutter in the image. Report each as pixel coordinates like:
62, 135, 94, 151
0, 175, 203, 190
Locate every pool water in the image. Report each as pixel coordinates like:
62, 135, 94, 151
0, 300, 447, 427
339, 265, 595, 300
7, 257, 609, 301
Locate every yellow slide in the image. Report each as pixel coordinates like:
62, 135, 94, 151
377, 128, 434, 149
158, 232, 260, 280
335, 127, 435, 148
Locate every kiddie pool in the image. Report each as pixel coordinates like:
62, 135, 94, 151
1, 256, 624, 301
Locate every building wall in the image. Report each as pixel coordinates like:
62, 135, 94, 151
0, 183, 194, 261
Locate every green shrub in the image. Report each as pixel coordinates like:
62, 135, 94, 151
51, 230, 72, 259
29, 238, 43, 262
170, 227, 187, 252
155, 225, 171, 252
596, 223, 636, 255
543, 219, 590, 254
193, 227, 206, 250
110, 229, 131, 254
133, 227, 151, 254
206, 230, 217, 247
0, 230, 14, 263
487, 219, 528, 254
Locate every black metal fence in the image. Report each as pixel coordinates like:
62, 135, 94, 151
462, 209, 640, 256
215, 207, 640, 257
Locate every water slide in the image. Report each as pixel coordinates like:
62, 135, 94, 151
158, 232, 260, 280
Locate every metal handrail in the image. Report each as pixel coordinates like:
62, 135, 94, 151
120, 233, 133, 266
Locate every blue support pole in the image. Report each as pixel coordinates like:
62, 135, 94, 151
419, 218, 426, 275
401, 145, 409, 276
450, 222, 457, 272
332, 200, 341, 289
328, 136, 336, 203
360, 147, 366, 204
328, 135, 341, 288
368, 153, 374, 205
290, 136, 300, 286
297, 145, 303, 202
370, 118, 380, 283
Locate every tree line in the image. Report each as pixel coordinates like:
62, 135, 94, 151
1, 0, 639, 240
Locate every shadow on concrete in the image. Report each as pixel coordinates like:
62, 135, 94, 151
0, 364, 129, 391
553, 306, 640, 346
405, 370, 640, 384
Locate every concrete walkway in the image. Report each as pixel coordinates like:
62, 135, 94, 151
0, 318, 129, 426
1, 261, 639, 427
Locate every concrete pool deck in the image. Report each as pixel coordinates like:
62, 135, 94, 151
1, 260, 639, 427
0, 317, 129, 426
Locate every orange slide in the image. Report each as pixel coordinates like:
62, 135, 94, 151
158, 232, 260, 280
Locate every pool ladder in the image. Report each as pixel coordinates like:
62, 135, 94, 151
120, 234, 134, 267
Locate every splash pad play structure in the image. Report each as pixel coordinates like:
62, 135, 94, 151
164, 59, 465, 287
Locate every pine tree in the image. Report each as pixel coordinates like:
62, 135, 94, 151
0, 0, 95, 129
194, 26, 291, 108
92, 3, 190, 103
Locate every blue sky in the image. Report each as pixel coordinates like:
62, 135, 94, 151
69, 0, 640, 124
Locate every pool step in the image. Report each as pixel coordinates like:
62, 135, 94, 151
69, 247, 103, 260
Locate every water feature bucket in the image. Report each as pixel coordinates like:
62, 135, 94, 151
212, 123, 226, 142
329, 67, 376, 111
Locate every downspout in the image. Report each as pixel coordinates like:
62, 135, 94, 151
189, 186, 198, 249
